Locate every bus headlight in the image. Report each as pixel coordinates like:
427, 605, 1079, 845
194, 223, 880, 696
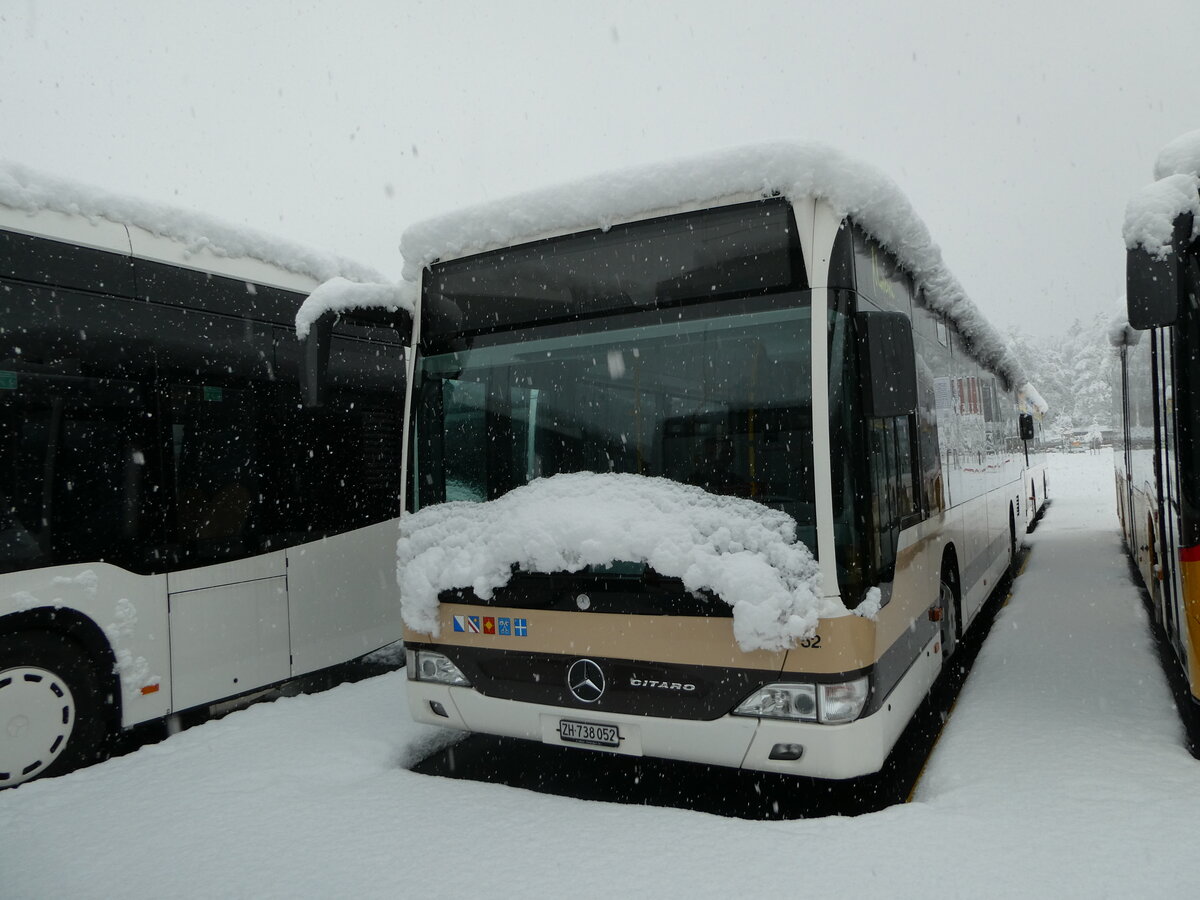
407, 650, 471, 686
733, 676, 870, 724
818, 677, 870, 723
733, 684, 817, 721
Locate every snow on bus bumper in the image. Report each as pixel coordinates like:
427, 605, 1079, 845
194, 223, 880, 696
404, 637, 939, 780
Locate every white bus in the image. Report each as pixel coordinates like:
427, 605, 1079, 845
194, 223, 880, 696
1, 171, 410, 787
398, 144, 1047, 780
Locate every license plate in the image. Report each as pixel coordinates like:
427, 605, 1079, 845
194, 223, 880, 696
559, 719, 620, 747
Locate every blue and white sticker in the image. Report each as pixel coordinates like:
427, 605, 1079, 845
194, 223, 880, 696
514, 618, 528, 637
497, 617, 512, 636
453, 615, 467, 632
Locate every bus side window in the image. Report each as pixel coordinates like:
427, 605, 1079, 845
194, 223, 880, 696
2, 374, 156, 574
868, 414, 917, 580
168, 384, 257, 562
270, 328, 406, 533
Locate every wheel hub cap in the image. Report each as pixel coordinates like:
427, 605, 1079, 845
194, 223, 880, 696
0, 666, 76, 787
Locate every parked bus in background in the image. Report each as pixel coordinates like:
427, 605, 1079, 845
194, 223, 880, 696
398, 144, 1048, 780
1020, 397, 1050, 530
1113, 129, 1200, 751
1, 166, 410, 787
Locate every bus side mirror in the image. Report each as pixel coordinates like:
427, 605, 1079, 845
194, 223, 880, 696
857, 310, 917, 418
1019, 413, 1035, 442
1126, 212, 1193, 330
300, 311, 334, 408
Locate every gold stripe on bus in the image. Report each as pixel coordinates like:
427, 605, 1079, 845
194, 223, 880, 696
783, 526, 941, 674
778, 613, 877, 673
406, 528, 945, 678
1180, 558, 1200, 702
407, 604, 895, 673
879, 527, 943, 646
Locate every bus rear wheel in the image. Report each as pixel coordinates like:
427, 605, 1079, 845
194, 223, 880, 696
0, 632, 110, 788
939, 562, 961, 660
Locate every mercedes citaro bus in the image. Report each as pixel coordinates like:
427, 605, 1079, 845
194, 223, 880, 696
399, 145, 1046, 779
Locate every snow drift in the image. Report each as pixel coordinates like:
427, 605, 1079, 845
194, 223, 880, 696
396, 473, 834, 653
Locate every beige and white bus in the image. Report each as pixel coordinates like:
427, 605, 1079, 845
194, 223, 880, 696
400, 145, 1046, 779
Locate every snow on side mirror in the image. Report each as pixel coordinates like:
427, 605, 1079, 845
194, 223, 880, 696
857, 310, 917, 418
1126, 212, 1193, 330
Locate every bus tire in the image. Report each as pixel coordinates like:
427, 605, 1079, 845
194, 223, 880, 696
0, 631, 111, 788
939, 558, 962, 660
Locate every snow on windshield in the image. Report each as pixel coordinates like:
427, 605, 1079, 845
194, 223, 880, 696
400, 141, 1046, 412
0, 160, 383, 284
396, 472, 836, 653
294, 277, 417, 338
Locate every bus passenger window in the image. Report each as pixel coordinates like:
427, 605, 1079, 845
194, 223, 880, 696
168, 385, 256, 563
1, 373, 155, 574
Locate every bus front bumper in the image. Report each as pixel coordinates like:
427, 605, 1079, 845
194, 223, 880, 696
407, 677, 912, 781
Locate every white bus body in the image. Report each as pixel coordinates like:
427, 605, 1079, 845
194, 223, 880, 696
1, 197, 409, 787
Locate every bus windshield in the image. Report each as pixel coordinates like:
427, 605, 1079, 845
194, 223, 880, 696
413, 301, 818, 557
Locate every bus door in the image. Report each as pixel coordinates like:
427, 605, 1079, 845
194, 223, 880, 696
1152, 328, 1182, 639
1119, 346, 1136, 545
1159, 328, 1187, 652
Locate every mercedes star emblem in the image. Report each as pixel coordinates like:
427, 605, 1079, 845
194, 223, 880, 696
566, 658, 606, 703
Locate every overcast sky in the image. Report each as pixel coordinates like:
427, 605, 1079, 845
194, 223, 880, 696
3, 1, 1197, 333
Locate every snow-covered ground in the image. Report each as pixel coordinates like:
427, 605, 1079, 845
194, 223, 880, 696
2, 451, 1197, 899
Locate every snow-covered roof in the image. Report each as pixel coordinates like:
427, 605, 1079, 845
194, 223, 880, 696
0, 160, 385, 289
397, 472, 838, 653
294, 278, 417, 339
399, 141, 1046, 413
1153, 128, 1200, 180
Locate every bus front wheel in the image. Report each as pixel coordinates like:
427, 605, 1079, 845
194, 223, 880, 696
939, 562, 962, 660
0, 632, 110, 789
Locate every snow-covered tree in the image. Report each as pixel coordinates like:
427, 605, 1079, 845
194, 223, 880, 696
1004, 311, 1115, 441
